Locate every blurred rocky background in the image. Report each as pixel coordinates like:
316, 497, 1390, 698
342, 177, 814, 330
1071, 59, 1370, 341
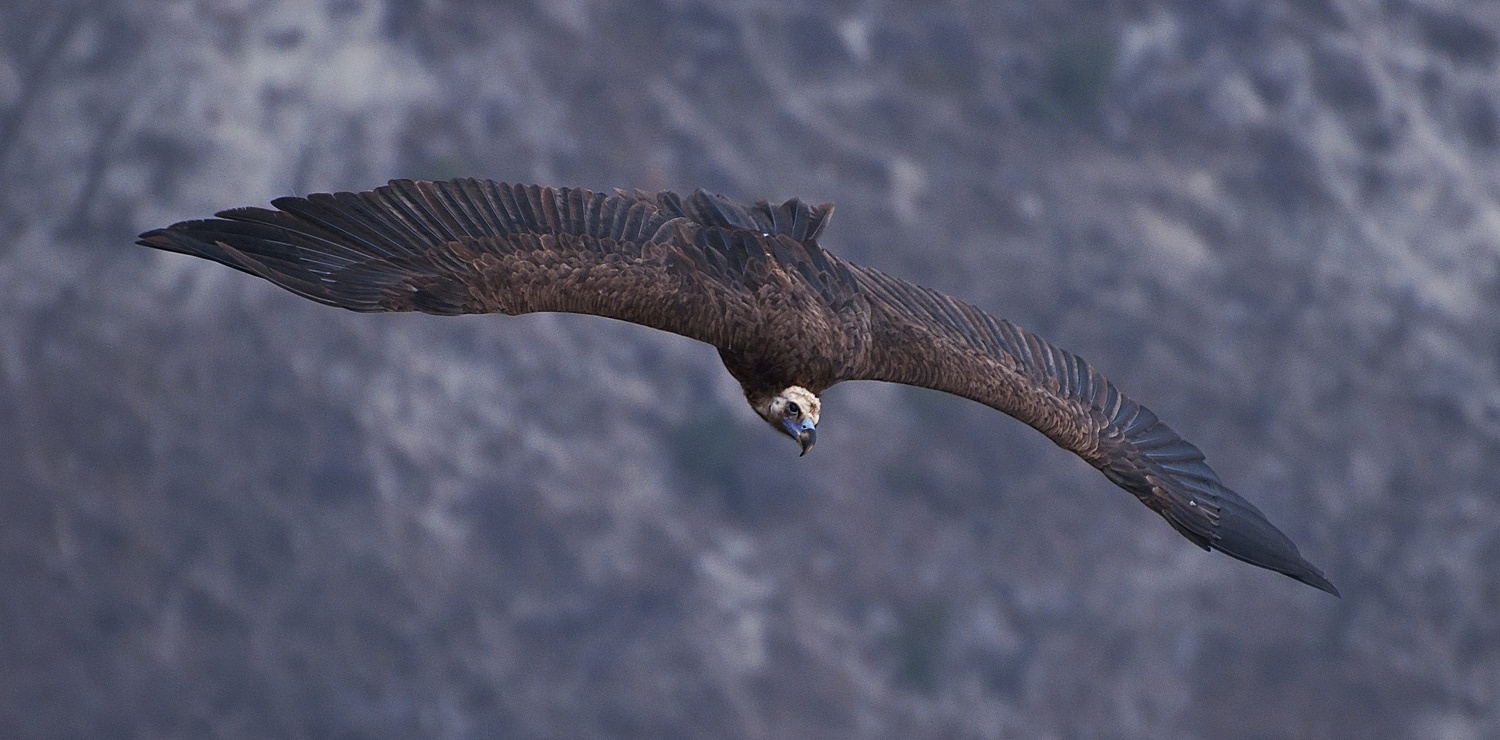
2, 0, 1497, 737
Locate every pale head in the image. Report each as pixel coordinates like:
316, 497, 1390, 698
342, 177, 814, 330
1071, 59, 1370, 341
755, 385, 821, 456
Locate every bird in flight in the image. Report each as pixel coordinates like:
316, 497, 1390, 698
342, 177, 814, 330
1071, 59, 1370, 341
139, 178, 1338, 595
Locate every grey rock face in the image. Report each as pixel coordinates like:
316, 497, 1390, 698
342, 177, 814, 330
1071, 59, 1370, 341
2, 1, 1496, 738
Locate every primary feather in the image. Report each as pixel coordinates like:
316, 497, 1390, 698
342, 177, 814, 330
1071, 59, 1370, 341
139, 178, 1337, 596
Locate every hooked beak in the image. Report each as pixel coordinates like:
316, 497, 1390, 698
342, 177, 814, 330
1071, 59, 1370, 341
782, 417, 817, 456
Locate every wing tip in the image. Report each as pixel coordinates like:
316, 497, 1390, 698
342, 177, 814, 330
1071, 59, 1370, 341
1294, 567, 1341, 598
136, 229, 165, 249
138, 224, 215, 259
1208, 489, 1340, 597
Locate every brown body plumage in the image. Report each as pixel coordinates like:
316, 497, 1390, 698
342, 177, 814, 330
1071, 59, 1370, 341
139, 178, 1338, 595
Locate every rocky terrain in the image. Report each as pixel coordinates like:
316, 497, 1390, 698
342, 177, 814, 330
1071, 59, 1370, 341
3, 0, 1498, 737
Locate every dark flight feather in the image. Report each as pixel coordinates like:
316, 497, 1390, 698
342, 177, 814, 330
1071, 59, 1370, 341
139, 178, 1337, 595
840, 267, 1337, 594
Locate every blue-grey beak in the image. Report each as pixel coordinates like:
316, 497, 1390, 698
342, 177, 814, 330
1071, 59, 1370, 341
782, 417, 817, 456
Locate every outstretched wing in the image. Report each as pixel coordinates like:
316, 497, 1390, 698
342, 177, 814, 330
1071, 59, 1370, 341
139, 179, 844, 357
842, 265, 1338, 595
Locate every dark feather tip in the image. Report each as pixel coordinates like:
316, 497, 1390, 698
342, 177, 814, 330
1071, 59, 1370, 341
1210, 492, 1339, 596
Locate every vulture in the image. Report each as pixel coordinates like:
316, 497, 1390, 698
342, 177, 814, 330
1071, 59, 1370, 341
139, 178, 1338, 595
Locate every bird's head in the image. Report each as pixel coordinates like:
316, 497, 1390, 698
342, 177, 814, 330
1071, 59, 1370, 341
755, 386, 821, 456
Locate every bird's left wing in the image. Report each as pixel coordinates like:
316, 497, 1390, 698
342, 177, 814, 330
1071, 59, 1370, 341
839, 264, 1338, 595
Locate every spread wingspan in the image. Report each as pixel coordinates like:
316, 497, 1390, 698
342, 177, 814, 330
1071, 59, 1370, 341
140, 178, 1336, 595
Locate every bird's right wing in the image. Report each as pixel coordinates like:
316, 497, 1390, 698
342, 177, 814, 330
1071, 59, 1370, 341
840, 264, 1338, 595
139, 179, 840, 356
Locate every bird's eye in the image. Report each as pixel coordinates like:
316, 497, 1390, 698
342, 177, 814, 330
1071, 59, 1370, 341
786, 401, 801, 416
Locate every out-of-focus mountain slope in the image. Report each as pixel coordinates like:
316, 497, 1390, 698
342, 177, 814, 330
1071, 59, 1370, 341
3, 1, 1499, 738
